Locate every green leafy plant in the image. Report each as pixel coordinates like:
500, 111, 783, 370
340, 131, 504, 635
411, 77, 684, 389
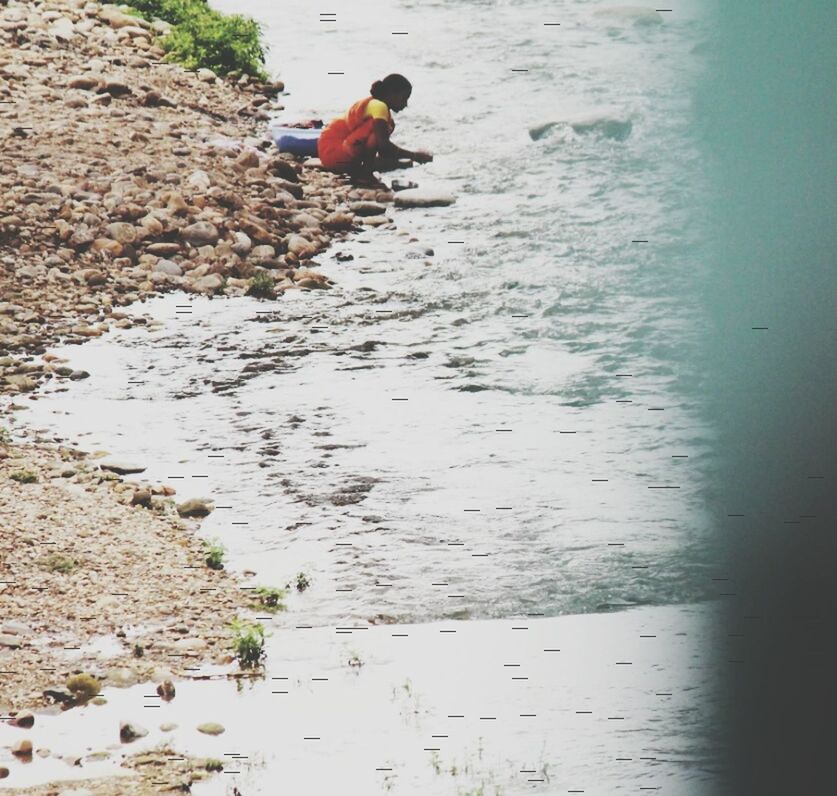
229, 618, 268, 668
203, 538, 225, 570
10, 469, 37, 483
294, 571, 310, 592
205, 758, 224, 772
252, 585, 286, 612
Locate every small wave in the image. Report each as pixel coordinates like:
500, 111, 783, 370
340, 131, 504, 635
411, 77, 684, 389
530, 115, 633, 142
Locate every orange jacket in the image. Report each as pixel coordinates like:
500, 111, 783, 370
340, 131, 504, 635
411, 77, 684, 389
318, 96, 395, 169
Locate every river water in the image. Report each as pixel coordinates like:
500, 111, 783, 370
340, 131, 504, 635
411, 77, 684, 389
7, 1, 726, 793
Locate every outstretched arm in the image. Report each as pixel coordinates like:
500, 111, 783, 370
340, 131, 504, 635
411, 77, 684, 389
372, 118, 433, 163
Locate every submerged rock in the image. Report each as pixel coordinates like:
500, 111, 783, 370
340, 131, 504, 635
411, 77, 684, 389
11, 739, 32, 757
394, 189, 456, 208
99, 460, 146, 475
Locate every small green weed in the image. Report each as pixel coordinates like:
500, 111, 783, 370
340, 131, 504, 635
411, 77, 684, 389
10, 469, 37, 483
252, 585, 286, 612
0, 426, 11, 444
247, 271, 276, 299
40, 553, 77, 574
203, 538, 225, 570
294, 571, 311, 592
205, 758, 224, 772
229, 618, 268, 668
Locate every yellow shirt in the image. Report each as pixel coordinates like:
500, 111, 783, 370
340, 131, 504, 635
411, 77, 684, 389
365, 98, 390, 120
343, 98, 390, 122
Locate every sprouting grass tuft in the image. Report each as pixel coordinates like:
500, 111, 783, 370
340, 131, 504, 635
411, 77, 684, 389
40, 553, 77, 574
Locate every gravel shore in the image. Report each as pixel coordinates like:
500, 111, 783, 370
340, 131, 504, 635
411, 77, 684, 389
1, 0, 398, 790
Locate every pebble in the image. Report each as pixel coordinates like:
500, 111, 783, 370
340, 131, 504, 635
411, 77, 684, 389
131, 488, 152, 507
153, 259, 183, 276
181, 221, 220, 246
157, 679, 176, 700
119, 721, 148, 742
160, 722, 178, 732
197, 722, 225, 736
11, 710, 35, 728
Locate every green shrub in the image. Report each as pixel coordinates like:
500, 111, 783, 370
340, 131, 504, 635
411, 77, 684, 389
125, 0, 268, 78
229, 618, 268, 668
295, 571, 311, 592
10, 469, 37, 483
247, 271, 276, 299
66, 673, 101, 702
162, 12, 268, 80
203, 538, 225, 570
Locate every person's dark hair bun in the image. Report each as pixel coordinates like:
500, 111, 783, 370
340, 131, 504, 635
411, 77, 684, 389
370, 74, 412, 100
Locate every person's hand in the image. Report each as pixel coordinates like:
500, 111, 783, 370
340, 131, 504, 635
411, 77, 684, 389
412, 150, 433, 164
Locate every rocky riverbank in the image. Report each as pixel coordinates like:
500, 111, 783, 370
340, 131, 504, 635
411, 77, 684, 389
0, 0, 396, 397
1, 0, 399, 791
